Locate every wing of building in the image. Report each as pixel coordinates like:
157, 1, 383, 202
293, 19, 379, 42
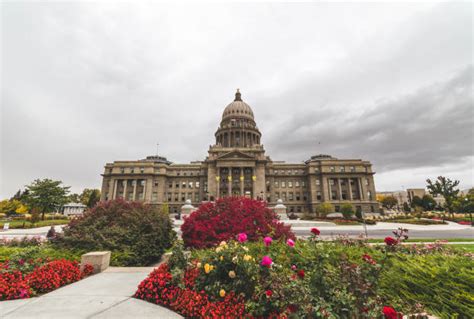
100, 90, 379, 215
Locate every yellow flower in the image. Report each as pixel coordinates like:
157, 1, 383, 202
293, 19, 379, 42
242, 246, 249, 252
219, 289, 226, 297
232, 256, 238, 263
197, 262, 202, 268
219, 241, 227, 247
228, 270, 236, 278
204, 263, 213, 274
243, 254, 252, 262
220, 256, 224, 261
216, 247, 223, 253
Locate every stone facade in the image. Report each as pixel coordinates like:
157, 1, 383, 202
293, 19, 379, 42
100, 90, 379, 215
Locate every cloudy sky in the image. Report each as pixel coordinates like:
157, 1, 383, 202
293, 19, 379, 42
1, 1, 473, 198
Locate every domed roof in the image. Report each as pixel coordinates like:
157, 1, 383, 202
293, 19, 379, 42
222, 89, 254, 121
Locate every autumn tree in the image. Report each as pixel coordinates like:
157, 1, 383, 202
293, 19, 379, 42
24, 179, 70, 220
381, 196, 398, 210
426, 176, 460, 217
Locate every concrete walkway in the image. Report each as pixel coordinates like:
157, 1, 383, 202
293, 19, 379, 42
0, 267, 182, 319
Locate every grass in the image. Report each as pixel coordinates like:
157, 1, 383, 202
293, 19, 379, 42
366, 238, 474, 243
382, 218, 446, 225
0, 219, 68, 229
454, 245, 474, 253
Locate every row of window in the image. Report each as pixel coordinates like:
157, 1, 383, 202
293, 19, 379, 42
112, 168, 203, 176
270, 166, 367, 175
166, 192, 200, 202
168, 181, 202, 189
270, 180, 307, 188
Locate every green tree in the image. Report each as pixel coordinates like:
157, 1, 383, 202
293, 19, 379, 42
421, 194, 437, 211
402, 202, 411, 213
68, 193, 80, 203
316, 202, 334, 217
24, 179, 70, 220
340, 203, 354, 219
410, 195, 423, 209
426, 176, 460, 217
454, 188, 474, 225
86, 189, 101, 208
0, 199, 28, 216
380, 196, 398, 210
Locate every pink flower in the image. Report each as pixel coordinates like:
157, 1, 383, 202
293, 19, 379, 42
291, 264, 297, 270
263, 236, 273, 247
287, 239, 295, 247
384, 237, 397, 246
237, 233, 248, 243
261, 255, 273, 267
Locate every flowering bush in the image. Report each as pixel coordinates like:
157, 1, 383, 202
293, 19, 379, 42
181, 197, 295, 248
0, 258, 93, 300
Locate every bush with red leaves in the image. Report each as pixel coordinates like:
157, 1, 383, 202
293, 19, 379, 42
181, 197, 295, 248
0, 271, 31, 300
134, 264, 247, 317
26, 259, 82, 294
81, 264, 95, 278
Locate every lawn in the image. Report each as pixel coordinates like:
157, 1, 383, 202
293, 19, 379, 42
0, 219, 68, 229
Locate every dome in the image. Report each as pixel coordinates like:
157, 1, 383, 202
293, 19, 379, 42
222, 89, 254, 121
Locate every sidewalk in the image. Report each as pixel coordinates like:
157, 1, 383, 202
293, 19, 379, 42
0, 267, 182, 319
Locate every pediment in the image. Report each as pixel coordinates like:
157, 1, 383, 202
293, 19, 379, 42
216, 150, 256, 160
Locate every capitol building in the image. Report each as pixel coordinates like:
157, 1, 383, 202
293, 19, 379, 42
100, 90, 379, 215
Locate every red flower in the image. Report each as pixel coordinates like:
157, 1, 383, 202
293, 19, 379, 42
383, 306, 402, 319
288, 304, 298, 313
265, 290, 272, 297
384, 236, 397, 246
310, 228, 320, 236
362, 254, 377, 265
297, 270, 305, 279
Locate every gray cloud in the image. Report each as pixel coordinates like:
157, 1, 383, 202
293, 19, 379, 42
1, 1, 473, 197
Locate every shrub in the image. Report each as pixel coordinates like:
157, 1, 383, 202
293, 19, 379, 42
340, 203, 354, 219
181, 197, 295, 248
58, 199, 175, 266
0, 271, 31, 300
316, 202, 334, 217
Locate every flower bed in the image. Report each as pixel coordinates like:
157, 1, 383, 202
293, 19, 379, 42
0, 258, 93, 301
135, 228, 473, 318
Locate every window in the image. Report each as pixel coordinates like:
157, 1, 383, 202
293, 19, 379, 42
168, 182, 173, 188
371, 206, 375, 213
195, 193, 200, 202
335, 205, 340, 212
167, 193, 172, 201
329, 179, 335, 186
140, 167, 144, 174
181, 194, 186, 201
296, 192, 301, 201
152, 192, 158, 202
130, 168, 135, 174
175, 182, 179, 188
330, 166, 335, 172
177, 172, 181, 176
295, 181, 300, 187
282, 192, 287, 201
154, 181, 159, 187
183, 172, 187, 176
365, 178, 369, 186
140, 180, 145, 186
314, 167, 320, 173
120, 167, 125, 174
350, 166, 355, 172
274, 181, 279, 188
340, 166, 345, 172
341, 191, 347, 200
281, 181, 286, 188
182, 181, 186, 188
174, 193, 179, 201
287, 170, 291, 175
316, 179, 320, 186
189, 182, 193, 188
368, 191, 373, 200
331, 191, 337, 200
289, 192, 294, 201
288, 181, 293, 188
316, 191, 322, 200
196, 181, 200, 188
275, 192, 280, 199
302, 181, 306, 188
303, 193, 308, 201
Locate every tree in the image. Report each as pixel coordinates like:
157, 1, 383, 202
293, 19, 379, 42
454, 188, 474, 225
421, 194, 437, 211
24, 179, 70, 220
79, 188, 101, 207
68, 193, 81, 203
316, 202, 335, 217
0, 199, 28, 216
86, 189, 101, 208
426, 176, 460, 217
381, 196, 398, 210
340, 203, 354, 219
402, 202, 411, 213
410, 196, 423, 209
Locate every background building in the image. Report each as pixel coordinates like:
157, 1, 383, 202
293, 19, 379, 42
100, 90, 379, 215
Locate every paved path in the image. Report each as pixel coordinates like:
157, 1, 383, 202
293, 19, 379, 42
0, 267, 182, 319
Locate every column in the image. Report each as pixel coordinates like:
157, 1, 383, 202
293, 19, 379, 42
358, 178, 364, 200
337, 178, 342, 200
252, 168, 257, 199
328, 178, 332, 201
228, 167, 232, 195
123, 180, 128, 200
348, 178, 353, 200
216, 175, 220, 199
240, 168, 244, 195
113, 179, 118, 199
132, 180, 137, 201
321, 177, 329, 202
142, 179, 147, 201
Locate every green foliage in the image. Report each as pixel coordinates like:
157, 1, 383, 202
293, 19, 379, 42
381, 196, 398, 209
79, 188, 101, 208
380, 253, 474, 318
340, 203, 354, 219
57, 199, 176, 266
24, 179, 70, 220
402, 202, 411, 212
0, 245, 83, 263
316, 202, 334, 217
410, 195, 423, 209
421, 194, 437, 211
426, 176, 460, 215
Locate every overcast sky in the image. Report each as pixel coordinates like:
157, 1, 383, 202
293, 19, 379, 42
1, 1, 473, 198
